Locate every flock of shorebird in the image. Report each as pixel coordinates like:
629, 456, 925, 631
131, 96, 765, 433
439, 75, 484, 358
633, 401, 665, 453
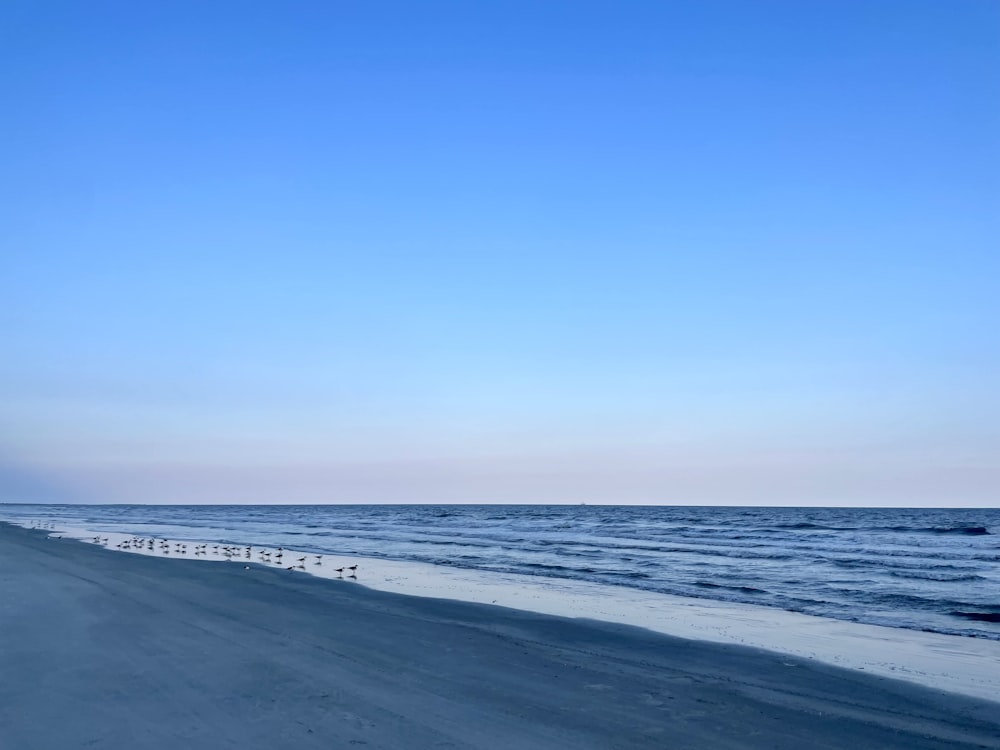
89, 534, 360, 577
26, 521, 360, 578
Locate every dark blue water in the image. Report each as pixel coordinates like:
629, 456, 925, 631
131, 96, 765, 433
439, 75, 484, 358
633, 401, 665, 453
4, 504, 998, 640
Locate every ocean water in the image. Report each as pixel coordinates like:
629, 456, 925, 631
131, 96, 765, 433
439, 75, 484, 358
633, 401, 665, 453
3, 504, 998, 640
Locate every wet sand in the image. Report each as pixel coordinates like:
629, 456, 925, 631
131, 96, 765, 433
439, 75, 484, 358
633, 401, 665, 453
1, 523, 998, 749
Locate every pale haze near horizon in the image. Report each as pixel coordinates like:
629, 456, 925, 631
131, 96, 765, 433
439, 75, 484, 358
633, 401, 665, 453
1, 2, 997, 508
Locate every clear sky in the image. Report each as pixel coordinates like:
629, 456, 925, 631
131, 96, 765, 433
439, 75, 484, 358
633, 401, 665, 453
1, 1, 997, 506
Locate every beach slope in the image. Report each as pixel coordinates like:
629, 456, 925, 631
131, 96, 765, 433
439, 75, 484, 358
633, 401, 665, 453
1, 523, 997, 750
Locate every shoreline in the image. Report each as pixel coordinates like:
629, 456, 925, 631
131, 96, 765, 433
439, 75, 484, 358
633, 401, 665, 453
2, 522, 999, 749
21, 521, 1000, 704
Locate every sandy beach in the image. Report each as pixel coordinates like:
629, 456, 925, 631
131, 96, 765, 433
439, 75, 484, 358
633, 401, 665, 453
2, 523, 998, 750
31, 522, 1000, 703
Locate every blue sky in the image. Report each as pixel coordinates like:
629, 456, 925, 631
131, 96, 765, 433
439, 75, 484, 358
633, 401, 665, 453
1, 1, 997, 505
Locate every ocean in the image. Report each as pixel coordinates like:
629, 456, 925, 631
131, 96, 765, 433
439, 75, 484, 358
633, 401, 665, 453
2, 504, 997, 640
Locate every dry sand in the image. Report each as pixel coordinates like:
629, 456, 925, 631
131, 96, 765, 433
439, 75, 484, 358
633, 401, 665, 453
1, 523, 998, 749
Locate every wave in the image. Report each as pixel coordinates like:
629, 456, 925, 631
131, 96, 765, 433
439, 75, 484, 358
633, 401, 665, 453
860, 590, 999, 612
831, 558, 974, 571
928, 526, 990, 535
758, 523, 990, 536
769, 522, 855, 531
888, 571, 985, 582
693, 581, 766, 594
535, 538, 799, 561
951, 612, 1000, 623
876, 524, 991, 536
